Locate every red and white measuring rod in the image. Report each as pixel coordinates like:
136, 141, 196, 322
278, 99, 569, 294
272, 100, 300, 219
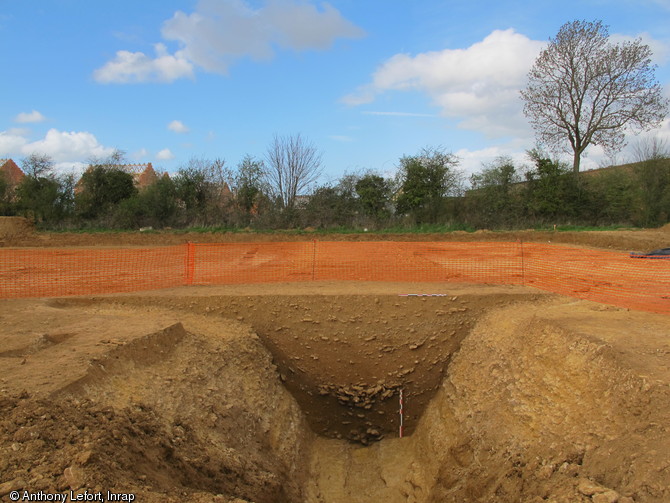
399, 388, 404, 438
398, 294, 448, 297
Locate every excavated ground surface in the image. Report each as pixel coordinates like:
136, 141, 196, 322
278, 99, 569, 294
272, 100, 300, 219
0, 283, 669, 503
74, 286, 543, 444
0, 225, 669, 502
0, 218, 669, 252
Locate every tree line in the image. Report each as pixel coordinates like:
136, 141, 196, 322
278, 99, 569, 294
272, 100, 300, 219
1, 138, 669, 231
1, 18, 668, 232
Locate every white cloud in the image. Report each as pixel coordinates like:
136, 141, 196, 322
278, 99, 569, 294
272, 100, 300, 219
156, 148, 175, 160
260, 0, 364, 50
168, 120, 190, 134
0, 130, 28, 155
14, 110, 46, 123
650, 117, 670, 143
343, 29, 545, 139
23, 129, 115, 162
93, 43, 194, 83
95, 0, 364, 83
163, 0, 365, 72
7, 127, 30, 136
610, 118, 670, 165
0, 128, 116, 173
54, 161, 89, 177
453, 123, 670, 177
455, 140, 623, 176
453, 145, 532, 179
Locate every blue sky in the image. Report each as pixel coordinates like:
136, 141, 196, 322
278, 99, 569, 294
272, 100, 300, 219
1, 0, 669, 184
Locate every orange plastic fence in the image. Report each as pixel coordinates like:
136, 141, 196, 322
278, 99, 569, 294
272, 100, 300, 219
0, 245, 185, 298
0, 241, 667, 314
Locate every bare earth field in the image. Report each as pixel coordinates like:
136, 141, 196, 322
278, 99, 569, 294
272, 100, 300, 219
2, 223, 670, 252
1, 223, 669, 502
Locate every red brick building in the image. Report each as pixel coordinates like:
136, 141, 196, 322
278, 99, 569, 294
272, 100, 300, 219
0, 159, 25, 202
134, 163, 159, 190
0, 159, 25, 187
75, 162, 164, 195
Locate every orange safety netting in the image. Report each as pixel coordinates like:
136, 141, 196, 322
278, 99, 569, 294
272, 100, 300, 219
522, 243, 670, 315
0, 245, 185, 298
0, 241, 668, 314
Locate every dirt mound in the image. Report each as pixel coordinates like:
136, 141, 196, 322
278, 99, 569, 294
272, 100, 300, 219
0, 308, 312, 503
0, 395, 231, 502
0, 392, 297, 503
409, 302, 670, 502
0, 217, 33, 242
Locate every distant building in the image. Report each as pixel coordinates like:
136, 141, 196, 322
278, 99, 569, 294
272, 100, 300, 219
123, 163, 160, 190
0, 159, 25, 187
0, 159, 25, 201
75, 162, 165, 195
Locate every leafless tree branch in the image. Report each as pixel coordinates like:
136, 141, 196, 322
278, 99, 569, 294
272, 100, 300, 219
265, 133, 323, 210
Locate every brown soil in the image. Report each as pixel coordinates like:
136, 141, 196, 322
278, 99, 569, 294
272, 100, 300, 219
1, 224, 669, 253
1, 229, 670, 502
0, 217, 34, 243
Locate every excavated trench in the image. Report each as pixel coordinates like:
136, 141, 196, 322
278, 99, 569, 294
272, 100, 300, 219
96, 292, 516, 445
250, 294, 478, 444
2, 290, 669, 503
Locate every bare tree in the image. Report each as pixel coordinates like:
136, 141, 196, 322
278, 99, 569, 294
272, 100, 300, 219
632, 136, 670, 162
265, 133, 323, 210
22, 152, 55, 179
202, 157, 235, 202
521, 20, 669, 173
87, 149, 127, 170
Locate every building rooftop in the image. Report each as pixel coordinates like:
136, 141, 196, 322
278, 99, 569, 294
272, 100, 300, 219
0, 159, 25, 186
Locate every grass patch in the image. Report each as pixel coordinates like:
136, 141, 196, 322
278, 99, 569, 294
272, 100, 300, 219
37, 223, 648, 235
40, 226, 141, 234
532, 224, 641, 232
176, 224, 479, 235
372, 223, 477, 234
